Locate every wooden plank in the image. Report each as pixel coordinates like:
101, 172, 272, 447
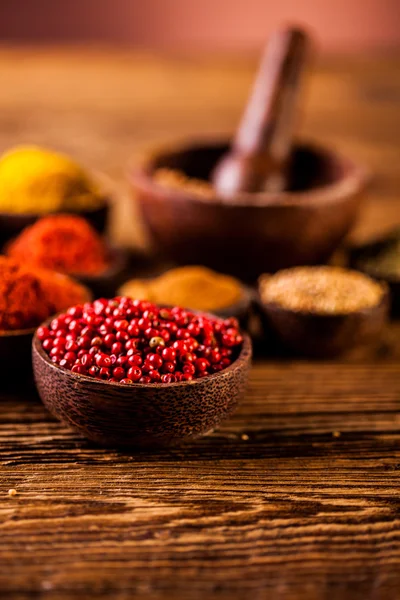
0, 49, 399, 599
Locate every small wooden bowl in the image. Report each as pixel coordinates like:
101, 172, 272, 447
32, 328, 252, 448
73, 247, 129, 299
257, 285, 390, 358
350, 237, 400, 316
129, 139, 367, 282
0, 199, 110, 249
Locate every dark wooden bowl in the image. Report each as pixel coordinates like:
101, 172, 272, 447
74, 247, 129, 299
257, 286, 390, 359
0, 199, 110, 249
32, 328, 252, 448
129, 139, 368, 282
350, 237, 400, 316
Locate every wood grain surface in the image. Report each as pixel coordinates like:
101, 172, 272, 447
1, 47, 400, 600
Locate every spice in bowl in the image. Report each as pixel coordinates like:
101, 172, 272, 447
153, 168, 214, 200
0, 146, 103, 214
7, 214, 110, 276
38, 297, 244, 383
119, 266, 243, 313
259, 266, 385, 314
258, 266, 388, 358
0, 256, 89, 332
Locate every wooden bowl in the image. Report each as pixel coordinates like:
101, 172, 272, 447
0, 199, 110, 249
257, 285, 390, 358
129, 139, 367, 282
74, 247, 129, 299
350, 236, 400, 316
32, 328, 252, 448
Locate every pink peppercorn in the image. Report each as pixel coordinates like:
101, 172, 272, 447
39, 297, 243, 384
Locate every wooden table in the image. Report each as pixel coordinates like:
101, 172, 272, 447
1, 48, 400, 600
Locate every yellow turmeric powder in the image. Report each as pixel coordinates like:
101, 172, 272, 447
119, 266, 243, 312
0, 146, 103, 214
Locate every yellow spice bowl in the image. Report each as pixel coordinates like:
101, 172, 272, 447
118, 272, 254, 326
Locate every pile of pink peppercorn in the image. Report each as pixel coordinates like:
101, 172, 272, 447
37, 297, 244, 384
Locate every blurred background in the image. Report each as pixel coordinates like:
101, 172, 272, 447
1, 0, 399, 52
0, 0, 399, 251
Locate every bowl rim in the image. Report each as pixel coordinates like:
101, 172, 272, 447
0, 326, 36, 337
128, 138, 369, 208
0, 196, 110, 221
32, 315, 252, 390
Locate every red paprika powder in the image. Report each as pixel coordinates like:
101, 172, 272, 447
0, 256, 89, 331
7, 214, 109, 276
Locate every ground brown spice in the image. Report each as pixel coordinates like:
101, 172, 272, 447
119, 266, 243, 312
153, 168, 214, 199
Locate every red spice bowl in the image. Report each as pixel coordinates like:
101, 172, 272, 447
0, 201, 110, 250
0, 258, 93, 378
32, 301, 252, 447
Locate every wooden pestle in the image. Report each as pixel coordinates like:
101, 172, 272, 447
212, 26, 310, 196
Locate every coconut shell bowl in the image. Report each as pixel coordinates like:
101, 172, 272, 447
129, 139, 367, 283
32, 326, 252, 448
